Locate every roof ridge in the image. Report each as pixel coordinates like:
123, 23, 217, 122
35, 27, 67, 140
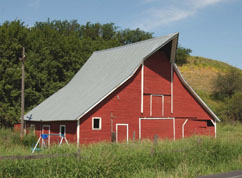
94, 33, 178, 54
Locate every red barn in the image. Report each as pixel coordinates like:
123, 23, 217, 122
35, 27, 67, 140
24, 33, 220, 145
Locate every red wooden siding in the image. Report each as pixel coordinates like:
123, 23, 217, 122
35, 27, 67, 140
144, 51, 171, 95
141, 119, 174, 140
184, 120, 215, 137
116, 125, 128, 143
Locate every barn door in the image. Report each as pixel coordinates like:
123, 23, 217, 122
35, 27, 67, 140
116, 124, 129, 143
42, 125, 50, 147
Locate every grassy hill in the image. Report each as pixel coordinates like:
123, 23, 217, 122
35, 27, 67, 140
178, 56, 236, 113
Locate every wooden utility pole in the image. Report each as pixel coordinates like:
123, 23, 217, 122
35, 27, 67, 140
19, 47, 26, 138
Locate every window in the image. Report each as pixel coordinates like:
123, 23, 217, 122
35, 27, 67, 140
92, 117, 102, 130
60, 125, 66, 136
30, 124, 35, 135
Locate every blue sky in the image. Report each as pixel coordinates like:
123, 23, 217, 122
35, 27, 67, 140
1, 0, 242, 69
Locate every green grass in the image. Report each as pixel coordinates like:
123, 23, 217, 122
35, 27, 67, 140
0, 123, 242, 178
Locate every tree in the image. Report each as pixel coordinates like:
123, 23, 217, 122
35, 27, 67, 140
175, 45, 192, 65
213, 68, 242, 100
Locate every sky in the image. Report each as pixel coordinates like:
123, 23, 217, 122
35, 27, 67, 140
0, 0, 242, 69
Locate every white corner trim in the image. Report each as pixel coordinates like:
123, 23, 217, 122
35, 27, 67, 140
162, 95, 164, 116
141, 62, 144, 113
92, 117, 102, 130
150, 95, 152, 116
116, 124, 129, 143
171, 63, 174, 114
182, 119, 188, 138
77, 119, 80, 146
210, 119, 216, 138
173, 118, 176, 141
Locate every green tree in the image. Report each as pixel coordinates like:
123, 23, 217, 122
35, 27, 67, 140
213, 68, 242, 100
175, 45, 192, 65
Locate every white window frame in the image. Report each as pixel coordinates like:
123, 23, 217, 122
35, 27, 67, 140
92, 117, 102, 130
59, 125, 66, 136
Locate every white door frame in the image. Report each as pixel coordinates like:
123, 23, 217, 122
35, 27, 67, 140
116, 124, 129, 143
42, 125, 50, 146
139, 117, 175, 141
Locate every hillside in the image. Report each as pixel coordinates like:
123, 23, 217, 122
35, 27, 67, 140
178, 56, 236, 112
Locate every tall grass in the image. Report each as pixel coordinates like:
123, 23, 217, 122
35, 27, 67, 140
0, 123, 242, 178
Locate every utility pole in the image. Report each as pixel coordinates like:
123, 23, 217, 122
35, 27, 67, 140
19, 47, 26, 138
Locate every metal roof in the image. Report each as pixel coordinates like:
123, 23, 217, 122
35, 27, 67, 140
24, 33, 179, 121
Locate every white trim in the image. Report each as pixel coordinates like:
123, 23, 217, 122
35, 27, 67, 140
171, 63, 174, 114
59, 125, 66, 136
150, 95, 152, 116
173, 64, 220, 122
173, 118, 175, 141
141, 62, 144, 113
77, 119, 80, 146
42, 125, 50, 146
182, 119, 188, 138
210, 119, 216, 138
92, 117, 102, 130
162, 95, 164, 116
116, 124, 129, 143
139, 117, 175, 140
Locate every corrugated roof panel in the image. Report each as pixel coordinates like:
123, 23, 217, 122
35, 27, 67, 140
24, 33, 178, 121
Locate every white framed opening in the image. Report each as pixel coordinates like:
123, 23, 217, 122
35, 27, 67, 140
42, 125, 50, 146
59, 125, 66, 136
116, 124, 129, 143
92, 117, 102, 130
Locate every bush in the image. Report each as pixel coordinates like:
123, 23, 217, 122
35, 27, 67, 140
219, 92, 242, 122
21, 134, 38, 147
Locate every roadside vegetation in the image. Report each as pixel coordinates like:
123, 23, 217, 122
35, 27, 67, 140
0, 123, 242, 178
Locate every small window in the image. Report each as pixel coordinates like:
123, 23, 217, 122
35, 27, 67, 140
30, 124, 35, 135
207, 120, 214, 127
60, 125, 66, 136
92, 117, 102, 130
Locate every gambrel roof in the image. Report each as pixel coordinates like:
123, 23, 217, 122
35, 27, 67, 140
24, 33, 220, 122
